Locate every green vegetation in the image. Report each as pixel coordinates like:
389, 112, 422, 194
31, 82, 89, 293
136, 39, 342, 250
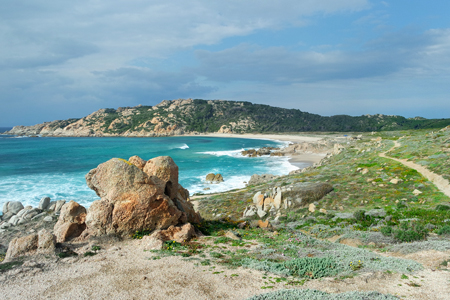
246, 289, 399, 300
44, 100, 450, 135
0, 260, 23, 273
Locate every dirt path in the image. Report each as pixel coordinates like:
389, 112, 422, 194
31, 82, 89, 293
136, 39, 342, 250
379, 140, 450, 197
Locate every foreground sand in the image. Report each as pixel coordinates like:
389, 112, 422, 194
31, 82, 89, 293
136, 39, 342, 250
1, 238, 449, 300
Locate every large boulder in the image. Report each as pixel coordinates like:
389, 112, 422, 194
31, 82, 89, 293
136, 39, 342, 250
53, 200, 87, 242
2, 201, 24, 217
248, 174, 279, 186
4, 229, 55, 262
85, 156, 200, 237
282, 182, 334, 208
205, 173, 224, 183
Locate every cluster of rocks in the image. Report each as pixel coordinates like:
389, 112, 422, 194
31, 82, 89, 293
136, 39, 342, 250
1, 198, 65, 231
247, 174, 279, 186
241, 147, 280, 157
242, 181, 333, 222
2, 155, 201, 261
205, 173, 224, 183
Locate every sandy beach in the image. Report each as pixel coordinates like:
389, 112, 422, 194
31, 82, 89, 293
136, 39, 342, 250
203, 132, 324, 143
203, 132, 328, 166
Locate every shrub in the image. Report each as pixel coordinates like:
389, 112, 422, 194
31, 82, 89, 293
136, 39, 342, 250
381, 222, 427, 242
437, 225, 450, 235
0, 261, 23, 272
283, 257, 338, 279
83, 251, 96, 257
436, 204, 450, 211
380, 226, 393, 236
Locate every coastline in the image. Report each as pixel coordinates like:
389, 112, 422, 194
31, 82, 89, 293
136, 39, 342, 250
202, 132, 328, 168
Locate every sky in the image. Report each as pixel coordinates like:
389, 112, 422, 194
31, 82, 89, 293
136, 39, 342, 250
1, 0, 450, 126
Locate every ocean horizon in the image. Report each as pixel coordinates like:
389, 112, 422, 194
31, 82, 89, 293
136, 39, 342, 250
0, 135, 306, 210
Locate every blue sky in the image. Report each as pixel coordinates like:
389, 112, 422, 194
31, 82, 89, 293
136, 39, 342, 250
1, 0, 450, 126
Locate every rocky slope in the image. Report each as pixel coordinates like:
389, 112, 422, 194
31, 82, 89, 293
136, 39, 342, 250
6, 99, 450, 137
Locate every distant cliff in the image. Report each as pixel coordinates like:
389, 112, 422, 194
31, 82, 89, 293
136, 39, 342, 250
6, 99, 450, 136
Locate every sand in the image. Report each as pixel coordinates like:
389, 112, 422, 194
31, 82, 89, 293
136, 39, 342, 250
1, 238, 449, 300
202, 132, 324, 144
203, 132, 328, 166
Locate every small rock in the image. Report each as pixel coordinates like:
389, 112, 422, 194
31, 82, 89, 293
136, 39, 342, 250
43, 216, 53, 222
31, 212, 47, 220
319, 208, 327, 214
309, 203, 316, 213
39, 197, 51, 210
274, 192, 282, 209
48, 201, 57, 211
257, 220, 270, 228
55, 200, 66, 214
253, 191, 262, 204
257, 209, 267, 218
0, 222, 11, 229
425, 223, 436, 230
390, 179, 399, 184
225, 231, 241, 240
412, 189, 422, 196
237, 222, 247, 229
8, 215, 20, 226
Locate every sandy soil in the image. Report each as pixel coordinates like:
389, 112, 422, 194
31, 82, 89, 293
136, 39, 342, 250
1, 238, 449, 300
202, 132, 324, 143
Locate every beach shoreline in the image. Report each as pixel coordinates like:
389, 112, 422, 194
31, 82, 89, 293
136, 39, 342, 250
202, 132, 328, 168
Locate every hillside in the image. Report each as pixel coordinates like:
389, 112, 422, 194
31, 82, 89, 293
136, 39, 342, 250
5, 99, 450, 137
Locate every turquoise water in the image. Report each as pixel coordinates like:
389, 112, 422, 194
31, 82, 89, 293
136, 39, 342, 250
0, 135, 304, 208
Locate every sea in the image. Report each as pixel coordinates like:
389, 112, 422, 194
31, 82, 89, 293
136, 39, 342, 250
0, 129, 306, 209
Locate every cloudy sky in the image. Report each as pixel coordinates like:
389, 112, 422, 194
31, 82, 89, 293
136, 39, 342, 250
1, 0, 450, 126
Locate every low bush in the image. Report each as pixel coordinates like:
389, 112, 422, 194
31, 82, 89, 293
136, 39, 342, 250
437, 225, 450, 235
283, 257, 338, 279
246, 289, 399, 300
381, 222, 427, 242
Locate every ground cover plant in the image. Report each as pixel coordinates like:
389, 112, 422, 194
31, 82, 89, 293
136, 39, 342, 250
246, 289, 399, 300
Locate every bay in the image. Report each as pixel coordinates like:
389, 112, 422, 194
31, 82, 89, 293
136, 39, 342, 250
0, 136, 303, 208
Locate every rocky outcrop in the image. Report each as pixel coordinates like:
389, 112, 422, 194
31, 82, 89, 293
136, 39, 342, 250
53, 201, 87, 243
4, 229, 55, 262
205, 173, 224, 183
247, 174, 279, 186
141, 223, 197, 250
85, 156, 200, 237
241, 147, 280, 157
2, 201, 24, 220
243, 182, 333, 220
